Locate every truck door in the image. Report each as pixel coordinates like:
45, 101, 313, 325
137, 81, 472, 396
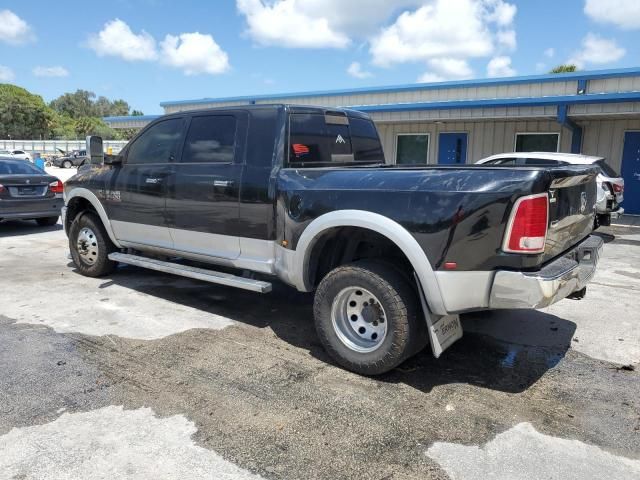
166, 112, 246, 259
106, 117, 185, 249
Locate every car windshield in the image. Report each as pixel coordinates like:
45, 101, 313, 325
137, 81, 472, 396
595, 159, 619, 177
0, 159, 44, 175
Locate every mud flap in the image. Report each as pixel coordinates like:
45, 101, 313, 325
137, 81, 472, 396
414, 273, 463, 358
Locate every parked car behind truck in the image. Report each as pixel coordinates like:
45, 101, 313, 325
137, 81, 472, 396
476, 152, 624, 228
62, 105, 603, 375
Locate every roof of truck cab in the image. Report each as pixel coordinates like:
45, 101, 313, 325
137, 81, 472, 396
157, 103, 371, 119
477, 152, 604, 164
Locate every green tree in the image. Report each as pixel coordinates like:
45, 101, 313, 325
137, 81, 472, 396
50, 89, 97, 118
550, 64, 578, 74
0, 84, 52, 139
131, 109, 144, 116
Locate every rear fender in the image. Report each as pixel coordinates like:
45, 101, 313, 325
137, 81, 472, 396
289, 210, 448, 316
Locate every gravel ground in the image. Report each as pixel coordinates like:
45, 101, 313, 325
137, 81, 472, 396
0, 219, 638, 480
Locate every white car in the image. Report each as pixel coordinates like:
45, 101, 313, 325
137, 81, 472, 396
476, 152, 624, 228
0, 149, 32, 162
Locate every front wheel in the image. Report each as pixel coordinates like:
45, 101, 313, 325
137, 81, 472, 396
69, 212, 117, 277
313, 260, 425, 375
62, 160, 72, 169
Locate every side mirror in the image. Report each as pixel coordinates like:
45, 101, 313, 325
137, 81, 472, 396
86, 135, 104, 165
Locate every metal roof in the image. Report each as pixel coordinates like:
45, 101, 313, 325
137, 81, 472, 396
159, 67, 640, 107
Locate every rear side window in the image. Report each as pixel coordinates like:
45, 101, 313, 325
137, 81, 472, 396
595, 159, 619, 177
182, 115, 237, 163
350, 118, 384, 161
522, 158, 563, 166
485, 158, 517, 166
127, 118, 183, 164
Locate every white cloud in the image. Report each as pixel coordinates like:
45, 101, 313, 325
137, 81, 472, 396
544, 47, 555, 58
88, 19, 158, 61
347, 62, 372, 79
0, 10, 33, 45
568, 33, 626, 68
487, 55, 516, 77
0, 65, 15, 82
417, 72, 445, 83
236, 0, 350, 48
369, 0, 517, 67
32, 66, 69, 77
160, 32, 230, 75
584, 0, 640, 30
236, 0, 420, 48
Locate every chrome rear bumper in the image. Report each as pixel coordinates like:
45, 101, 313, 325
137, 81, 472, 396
489, 235, 604, 309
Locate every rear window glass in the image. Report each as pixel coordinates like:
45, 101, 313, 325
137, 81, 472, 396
522, 158, 564, 166
595, 159, 619, 177
0, 160, 43, 175
289, 114, 382, 166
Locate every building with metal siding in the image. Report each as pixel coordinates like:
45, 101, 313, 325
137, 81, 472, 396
103, 67, 640, 214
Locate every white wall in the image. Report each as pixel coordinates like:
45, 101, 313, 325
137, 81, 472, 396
376, 120, 570, 165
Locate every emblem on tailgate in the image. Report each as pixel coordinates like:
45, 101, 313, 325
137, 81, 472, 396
580, 191, 587, 214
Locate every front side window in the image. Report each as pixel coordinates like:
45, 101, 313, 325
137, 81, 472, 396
182, 115, 237, 163
127, 118, 183, 164
515, 133, 559, 153
396, 134, 429, 165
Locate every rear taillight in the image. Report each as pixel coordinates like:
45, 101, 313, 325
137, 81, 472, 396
503, 193, 549, 254
49, 180, 63, 194
613, 183, 624, 194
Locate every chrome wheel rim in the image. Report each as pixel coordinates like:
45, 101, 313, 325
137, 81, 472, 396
76, 227, 98, 265
331, 287, 387, 353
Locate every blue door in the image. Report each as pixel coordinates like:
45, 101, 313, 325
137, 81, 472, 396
438, 132, 467, 165
621, 132, 640, 215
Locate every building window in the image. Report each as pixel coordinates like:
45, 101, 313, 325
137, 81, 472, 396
515, 133, 559, 153
396, 133, 429, 165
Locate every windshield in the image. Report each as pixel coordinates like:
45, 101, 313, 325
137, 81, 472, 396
0, 159, 44, 175
595, 159, 619, 177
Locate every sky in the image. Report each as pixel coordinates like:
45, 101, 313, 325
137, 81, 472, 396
1, 0, 640, 115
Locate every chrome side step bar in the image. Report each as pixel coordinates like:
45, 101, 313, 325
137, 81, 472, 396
108, 252, 272, 293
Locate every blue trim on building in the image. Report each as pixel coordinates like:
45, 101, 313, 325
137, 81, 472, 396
351, 91, 640, 113
556, 105, 583, 153
159, 67, 640, 107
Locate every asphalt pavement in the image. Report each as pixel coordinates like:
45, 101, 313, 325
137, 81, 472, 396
0, 215, 639, 479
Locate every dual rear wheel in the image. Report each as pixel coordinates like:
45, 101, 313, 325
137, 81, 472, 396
313, 260, 427, 375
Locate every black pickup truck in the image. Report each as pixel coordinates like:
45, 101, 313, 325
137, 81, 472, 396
63, 105, 603, 375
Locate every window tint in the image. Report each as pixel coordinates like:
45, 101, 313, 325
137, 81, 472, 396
351, 118, 384, 161
515, 133, 559, 152
13, 150, 24, 155
182, 115, 237, 163
289, 113, 353, 165
523, 158, 563, 166
127, 118, 183, 164
0, 159, 42, 174
595, 159, 619, 177
396, 134, 428, 165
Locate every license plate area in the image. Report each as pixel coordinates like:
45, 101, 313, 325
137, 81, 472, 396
19, 187, 37, 195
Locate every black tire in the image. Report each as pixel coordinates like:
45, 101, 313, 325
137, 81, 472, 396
63, 160, 72, 169
36, 216, 59, 226
69, 212, 117, 277
313, 260, 426, 375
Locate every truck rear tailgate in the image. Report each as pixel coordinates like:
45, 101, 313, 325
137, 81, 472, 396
542, 166, 598, 263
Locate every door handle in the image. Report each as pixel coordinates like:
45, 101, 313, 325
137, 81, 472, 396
145, 177, 163, 184
213, 180, 234, 187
